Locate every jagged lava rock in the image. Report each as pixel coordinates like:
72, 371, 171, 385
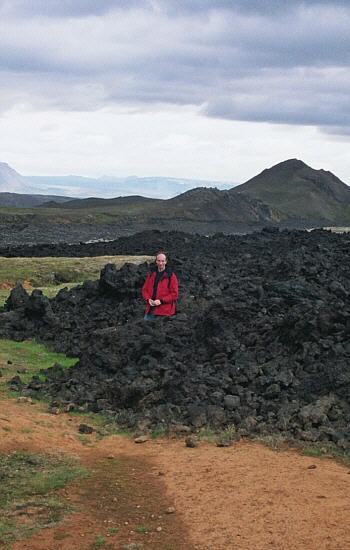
0, 228, 349, 445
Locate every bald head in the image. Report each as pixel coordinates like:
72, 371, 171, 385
156, 252, 167, 272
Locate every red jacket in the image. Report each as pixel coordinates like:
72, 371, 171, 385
142, 268, 179, 316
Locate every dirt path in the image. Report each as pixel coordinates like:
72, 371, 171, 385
1, 398, 350, 550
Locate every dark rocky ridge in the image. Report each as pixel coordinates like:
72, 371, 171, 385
1, 228, 350, 446
0, 192, 73, 208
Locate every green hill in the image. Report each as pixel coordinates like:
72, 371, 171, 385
232, 159, 350, 224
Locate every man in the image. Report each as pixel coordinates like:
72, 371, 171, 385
142, 251, 179, 320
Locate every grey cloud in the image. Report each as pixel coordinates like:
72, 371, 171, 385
204, 93, 350, 128
0, 71, 107, 112
202, 66, 350, 135
1, 2, 350, 136
2, 1, 349, 18
0, 0, 133, 17
165, 0, 350, 13
3, 6, 349, 74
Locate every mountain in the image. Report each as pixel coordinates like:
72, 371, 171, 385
0, 162, 29, 193
25, 175, 233, 199
1, 161, 234, 200
166, 187, 285, 223
42, 187, 286, 224
1, 159, 350, 243
232, 159, 350, 224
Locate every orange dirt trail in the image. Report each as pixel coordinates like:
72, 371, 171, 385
1, 398, 350, 550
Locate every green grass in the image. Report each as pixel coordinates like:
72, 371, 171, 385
301, 442, 350, 465
0, 338, 78, 391
0, 254, 151, 290
0, 518, 15, 549
0, 451, 87, 546
0, 338, 130, 438
0, 290, 11, 308
254, 434, 350, 466
68, 409, 133, 438
254, 434, 290, 451
196, 425, 238, 445
0, 254, 151, 308
197, 427, 216, 442
90, 534, 106, 548
215, 424, 238, 446
150, 425, 168, 439
135, 524, 150, 534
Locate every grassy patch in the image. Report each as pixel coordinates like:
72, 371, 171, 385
135, 524, 150, 534
0, 290, 11, 308
0, 339, 130, 438
301, 442, 350, 465
69, 410, 132, 438
254, 434, 350, 466
253, 434, 289, 452
215, 424, 238, 446
0, 253, 151, 308
150, 425, 168, 439
0, 255, 151, 291
90, 534, 106, 548
0, 451, 87, 546
0, 338, 78, 391
197, 427, 216, 442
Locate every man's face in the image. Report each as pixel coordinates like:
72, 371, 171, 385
156, 253, 167, 271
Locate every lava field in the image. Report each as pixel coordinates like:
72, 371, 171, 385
1, 228, 349, 446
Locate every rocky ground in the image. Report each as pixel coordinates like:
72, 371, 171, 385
0, 222, 254, 247
0, 218, 316, 249
0, 228, 349, 447
0, 223, 123, 247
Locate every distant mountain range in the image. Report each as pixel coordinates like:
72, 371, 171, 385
1, 159, 350, 240
0, 162, 233, 200
36, 158, 350, 226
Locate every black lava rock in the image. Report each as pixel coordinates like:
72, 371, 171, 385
1, 228, 349, 444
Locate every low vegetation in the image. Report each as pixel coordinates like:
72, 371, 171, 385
0, 339, 127, 437
0, 339, 78, 391
253, 434, 350, 466
90, 534, 107, 548
0, 255, 151, 305
301, 442, 350, 466
0, 451, 87, 547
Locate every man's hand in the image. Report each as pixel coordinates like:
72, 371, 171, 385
148, 298, 161, 306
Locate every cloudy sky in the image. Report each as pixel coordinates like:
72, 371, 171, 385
1, 0, 350, 185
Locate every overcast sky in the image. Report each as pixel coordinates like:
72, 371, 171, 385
1, 0, 350, 185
